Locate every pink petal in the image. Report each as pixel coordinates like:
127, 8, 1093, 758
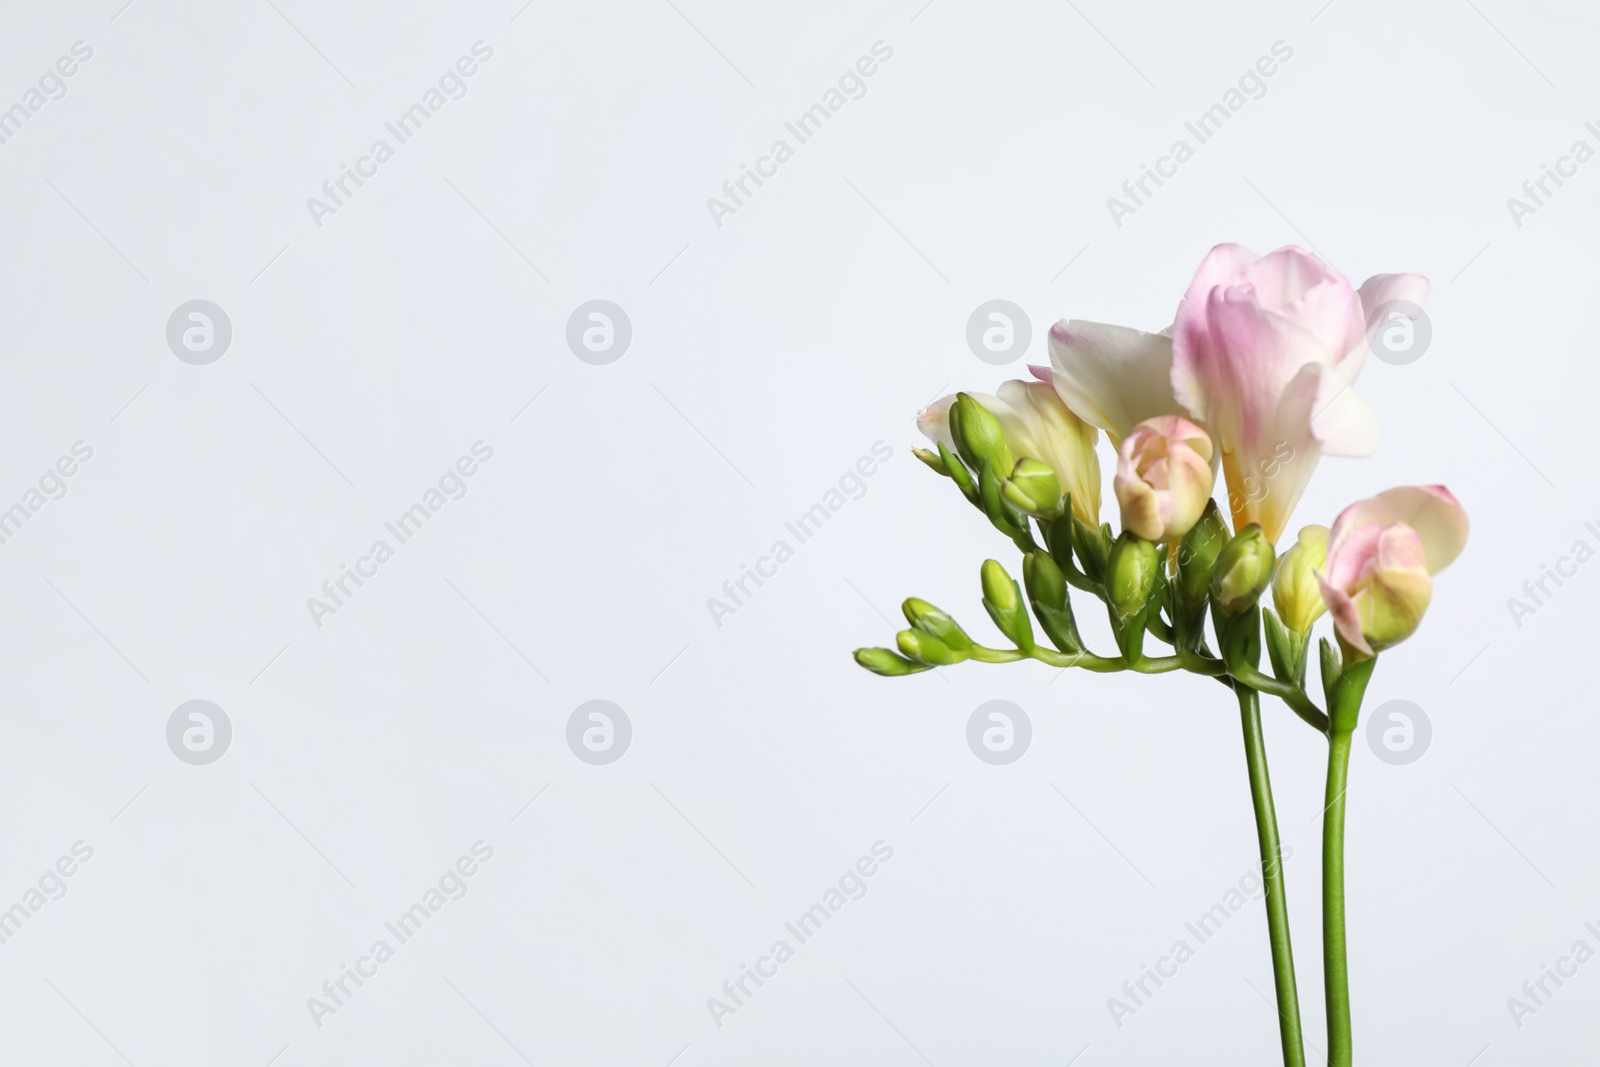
1374, 485, 1468, 574
1317, 569, 1373, 657
1324, 519, 1385, 592
1177, 243, 1261, 316
1241, 247, 1352, 338
1357, 272, 1430, 322
1375, 522, 1428, 571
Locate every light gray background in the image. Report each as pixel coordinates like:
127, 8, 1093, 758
0, 0, 1593, 1063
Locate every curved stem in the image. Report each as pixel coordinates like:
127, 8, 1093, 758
1231, 664, 1330, 734
1237, 684, 1307, 1067
1128, 655, 1185, 674
1323, 728, 1353, 1067
1029, 648, 1125, 672
967, 646, 1029, 663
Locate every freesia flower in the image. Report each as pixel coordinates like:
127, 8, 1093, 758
1043, 321, 1187, 443
918, 378, 1101, 524
1316, 486, 1468, 657
1171, 244, 1429, 544
1113, 415, 1215, 542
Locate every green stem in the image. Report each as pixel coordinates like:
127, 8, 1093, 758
1323, 728, 1353, 1067
1237, 683, 1306, 1067
1322, 653, 1373, 1067
1231, 664, 1330, 734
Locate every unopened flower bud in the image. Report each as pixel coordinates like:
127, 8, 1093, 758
1317, 486, 1468, 658
853, 647, 928, 676
901, 598, 973, 654
980, 559, 1032, 648
1177, 500, 1229, 605
1212, 524, 1275, 615
896, 629, 965, 666
912, 447, 947, 475
1001, 458, 1064, 518
948, 393, 1015, 480
1022, 551, 1067, 612
980, 559, 1018, 614
1106, 532, 1160, 621
1024, 550, 1080, 653
1113, 416, 1216, 542
1272, 525, 1329, 636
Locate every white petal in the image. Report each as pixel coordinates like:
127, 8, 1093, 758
1311, 384, 1380, 458
1046, 319, 1183, 439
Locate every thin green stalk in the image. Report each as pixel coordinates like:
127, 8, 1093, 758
1323, 728, 1353, 1067
1231, 663, 1330, 733
1323, 654, 1374, 1067
1238, 683, 1306, 1067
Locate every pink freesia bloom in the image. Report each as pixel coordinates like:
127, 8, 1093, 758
1113, 416, 1216, 542
1316, 486, 1469, 657
1171, 244, 1429, 543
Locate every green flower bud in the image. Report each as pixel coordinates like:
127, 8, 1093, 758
1024, 550, 1081, 653
1071, 516, 1113, 582
980, 559, 1032, 648
912, 447, 948, 475
853, 647, 929, 676
949, 393, 1015, 481
1176, 499, 1229, 605
1106, 532, 1160, 621
1212, 524, 1275, 615
901, 598, 973, 654
1022, 551, 1067, 613
1000, 458, 1064, 519
896, 629, 965, 666
1272, 524, 1330, 636
980, 559, 1018, 612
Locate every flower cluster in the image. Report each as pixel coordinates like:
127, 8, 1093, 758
851, 243, 1470, 1067
858, 243, 1468, 684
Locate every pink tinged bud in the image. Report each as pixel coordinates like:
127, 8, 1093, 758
1112, 416, 1216, 542
1315, 485, 1469, 657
